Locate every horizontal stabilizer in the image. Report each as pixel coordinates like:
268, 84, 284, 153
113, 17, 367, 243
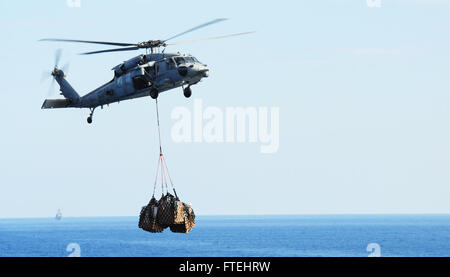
41, 99, 72, 109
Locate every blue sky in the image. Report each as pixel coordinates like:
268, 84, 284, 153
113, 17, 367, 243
1, 0, 450, 218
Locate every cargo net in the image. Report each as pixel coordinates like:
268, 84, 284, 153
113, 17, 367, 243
138, 192, 196, 234
139, 100, 195, 234
138, 193, 195, 234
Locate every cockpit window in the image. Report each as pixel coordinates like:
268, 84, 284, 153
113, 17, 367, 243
175, 57, 185, 65
184, 57, 194, 63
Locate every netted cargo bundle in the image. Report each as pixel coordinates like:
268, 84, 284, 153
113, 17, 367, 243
155, 193, 187, 227
139, 193, 196, 234
156, 193, 177, 228
169, 204, 196, 234
138, 197, 164, 233
173, 200, 186, 224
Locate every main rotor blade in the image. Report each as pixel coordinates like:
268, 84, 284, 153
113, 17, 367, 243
164, 18, 228, 42
167, 31, 255, 46
40, 38, 136, 47
80, 46, 140, 55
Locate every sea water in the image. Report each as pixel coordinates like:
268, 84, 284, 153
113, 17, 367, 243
0, 215, 449, 257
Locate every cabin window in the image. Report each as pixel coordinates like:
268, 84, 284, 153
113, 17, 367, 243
175, 57, 185, 66
132, 76, 151, 90
166, 58, 176, 69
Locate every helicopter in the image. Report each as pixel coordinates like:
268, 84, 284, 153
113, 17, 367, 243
40, 18, 252, 124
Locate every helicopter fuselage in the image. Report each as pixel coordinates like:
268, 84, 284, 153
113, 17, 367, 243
77, 52, 209, 108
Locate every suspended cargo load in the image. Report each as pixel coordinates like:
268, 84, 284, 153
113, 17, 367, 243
156, 193, 177, 228
174, 200, 187, 224
138, 99, 196, 234
138, 197, 164, 233
170, 203, 196, 234
139, 193, 196, 234
156, 193, 187, 228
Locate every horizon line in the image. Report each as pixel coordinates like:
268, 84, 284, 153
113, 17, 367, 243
2, 213, 450, 220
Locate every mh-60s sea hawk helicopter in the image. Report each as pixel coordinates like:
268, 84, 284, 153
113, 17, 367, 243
40, 19, 252, 124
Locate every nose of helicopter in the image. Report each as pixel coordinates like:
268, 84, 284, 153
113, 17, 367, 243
201, 68, 210, 78
179, 63, 209, 78
196, 63, 209, 78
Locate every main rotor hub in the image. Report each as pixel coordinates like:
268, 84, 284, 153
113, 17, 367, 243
138, 40, 167, 49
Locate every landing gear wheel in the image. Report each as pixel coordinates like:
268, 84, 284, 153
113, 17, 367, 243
183, 86, 192, 98
87, 107, 95, 124
150, 88, 159, 99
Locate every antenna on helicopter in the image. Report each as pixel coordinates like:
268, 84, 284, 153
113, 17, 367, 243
39, 18, 254, 55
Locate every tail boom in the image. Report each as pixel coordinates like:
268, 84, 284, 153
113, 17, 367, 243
55, 74, 80, 101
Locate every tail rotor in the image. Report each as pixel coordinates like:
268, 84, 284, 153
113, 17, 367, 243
42, 49, 70, 96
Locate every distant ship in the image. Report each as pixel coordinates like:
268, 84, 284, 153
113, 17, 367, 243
55, 209, 62, 220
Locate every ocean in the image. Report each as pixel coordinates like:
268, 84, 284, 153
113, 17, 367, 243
1, 215, 449, 257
